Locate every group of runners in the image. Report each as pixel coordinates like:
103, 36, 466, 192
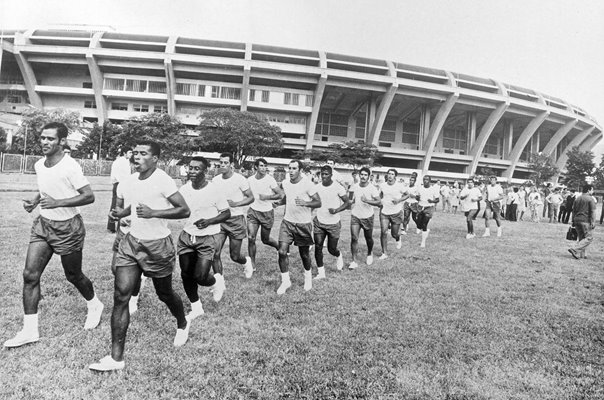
5, 122, 509, 372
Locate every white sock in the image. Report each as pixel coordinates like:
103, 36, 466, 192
191, 300, 203, 313
281, 272, 291, 282
214, 273, 223, 282
130, 295, 139, 303
304, 270, 312, 279
317, 266, 325, 275
86, 295, 101, 309
23, 314, 39, 332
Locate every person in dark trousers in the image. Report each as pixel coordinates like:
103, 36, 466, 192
568, 184, 596, 260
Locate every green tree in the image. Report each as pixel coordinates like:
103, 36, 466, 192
592, 157, 604, 190
9, 108, 81, 155
563, 146, 595, 191
293, 147, 339, 166
328, 141, 380, 170
72, 121, 122, 159
194, 108, 283, 167
0, 126, 7, 152
111, 113, 191, 162
528, 152, 559, 187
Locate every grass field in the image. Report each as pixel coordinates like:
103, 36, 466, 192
1, 191, 603, 399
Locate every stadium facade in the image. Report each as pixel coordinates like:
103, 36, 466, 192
0, 28, 601, 182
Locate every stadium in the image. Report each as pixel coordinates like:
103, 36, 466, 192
0, 27, 601, 182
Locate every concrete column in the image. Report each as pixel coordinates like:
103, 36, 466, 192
467, 102, 508, 175
503, 111, 549, 180
240, 43, 252, 112
367, 83, 397, 146
420, 93, 458, 174
466, 111, 477, 151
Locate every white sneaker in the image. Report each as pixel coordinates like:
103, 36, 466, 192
4, 329, 39, 348
173, 318, 191, 347
396, 239, 402, 249
84, 302, 104, 330
314, 267, 326, 280
348, 261, 358, 270
482, 229, 491, 237
244, 256, 253, 279
466, 233, 475, 239
367, 255, 374, 266
497, 227, 502, 237
416, 229, 421, 234
379, 254, 388, 261
128, 296, 138, 315
304, 275, 312, 291
187, 305, 205, 321
89, 355, 125, 372
211, 276, 226, 302
277, 280, 292, 295
336, 254, 344, 270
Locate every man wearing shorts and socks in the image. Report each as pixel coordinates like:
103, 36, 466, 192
483, 176, 504, 237
178, 157, 230, 319
415, 175, 440, 248
90, 141, 191, 372
212, 153, 254, 287
313, 165, 350, 279
460, 178, 482, 239
402, 173, 420, 235
5, 122, 103, 349
247, 158, 283, 270
274, 160, 321, 294
379, 168, 408, 259
349, 167, 381, 270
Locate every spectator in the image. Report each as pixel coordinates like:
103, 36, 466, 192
568, 184, 597, 259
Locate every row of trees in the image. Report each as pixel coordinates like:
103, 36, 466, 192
528, 146, 603, 190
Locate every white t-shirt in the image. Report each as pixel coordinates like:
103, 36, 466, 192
248, 174, 279, 212
380, 182, 406, 215
350, 183, 380, 219
116, 181, 132, 234
110, 156, 132, 184
417, 185, 440, 207
460, 186, 482, 211
35, 156, 90, 221
440, 185, 450, 197
405, 184, 419, 204
315, 182, 347, 224
117, 169, 178, 241
212, 173, 250, 217
282, 177, 318, 224
486, 184, 504, 202
179, 181, 228, 237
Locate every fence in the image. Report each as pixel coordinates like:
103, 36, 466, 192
0, 153, 181, 179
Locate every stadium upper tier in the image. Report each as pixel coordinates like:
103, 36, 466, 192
0, 28, 601, 181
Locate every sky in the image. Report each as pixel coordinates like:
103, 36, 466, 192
1, 0, 603, 158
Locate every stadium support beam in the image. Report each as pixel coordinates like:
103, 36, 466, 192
503, 110, 549, 180
541, 119, 577, 156
552, 129, 600, 184
241, 43, 252, 112
554, 126, 596, 171
305, 52, 327, 149
467, 102, 508, 175
419, 92, 459, 174
164, 36, 177, 115
367, 84, 398, 146
86, 32, 107, 123
13, 51, 42, 109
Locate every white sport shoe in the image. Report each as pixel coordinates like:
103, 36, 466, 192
84, 302, 104, 330
482, 229, 491, 237
314, 267, 326, 280
379, 254, 388, 261
4, 329, 39, 348
211, 276, 226, 302
277, 280, 292, 295
187, 305, 205, 321
497, 227, 502, 237
396, 239, 402, 249
416, 229, 421, 234
89, 355, 125, 372
336, 254, 344, 270
366, 255, 374, 266
174, 318, 191, 347
348, 261, 359, 270
304, 274, 312, 291
466, 233, 475, 239
244, 256, 253, 279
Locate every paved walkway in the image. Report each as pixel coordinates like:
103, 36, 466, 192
0, 172, 114, 192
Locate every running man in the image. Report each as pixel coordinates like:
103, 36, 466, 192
313, 165, 350, 279
402, 173, 420, 235
108, 147, 132, 233
5, 122, 103, 348
483, 176, 504, 237
349, 167, 381, 270
212, 153, 254, 284
178, 156, 230, 320
460, 178, 482, 239
247, 158, 283, 270
89, 140, 191, 372
274, 160, 321, 294
415, 175, 440, 247
378, 168, 408, 259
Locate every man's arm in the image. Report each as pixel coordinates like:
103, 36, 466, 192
137, 191, 190, 219
109, 197, 132, 220
40, 185, 95, 209
229, 188, 254, 208
23, 192, 42, 213
195, 209, 231, 230
330, 194, 351, 214
260, 186, 284, 201
295, 193, 321, 209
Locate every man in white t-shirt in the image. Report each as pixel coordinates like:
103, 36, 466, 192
212, 153, 254, 284
247, 158, 283, 270
313, 165, 350, 280
483, 176, 504, 237
415, 175, 440, 247
460, 178, 482, 239
90, 140, 191, 372
108, 147, 132, 233
378, 169, 409, 259
440, 182, 451, 213
326, 159, 348, 189
5, 122, 103, 349
177, 156, 231, 320
274, 160, 321, 294
348, 167, 382, 270
402, 173, 420, 235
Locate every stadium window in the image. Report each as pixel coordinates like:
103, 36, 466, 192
82, 82, 93, 89
154, 105, 168, 113
305, 94, 314, 107
84, 100, 97, 109
221, 87, 241, 100
176, 83, 194, 96
211, 86, 220, 98
126, 79, 147, 92
261, 90, 270, 102
148, 81, 167, 94
133, 104, 149, 112
111, 103, 128, 111
249, 89, 256, 101
104, 78, 124, 91
197, 85, 206, 97
284, 92, 299, 106
7, 95, 21, 104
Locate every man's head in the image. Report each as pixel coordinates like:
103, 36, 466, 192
188, 156, 209, 182
359, 167, 371, 184
40, 122, 69, 156
218, 152, 234, 175
467, 177, 475, 188
327, 159, 335, 167
62, 144, 71, 156
132, 140, 160, 173
288, 159, 304, 180
254, 158, 268, 176
119, 147, 133, 159
582, 184, 594, 194
423, 175, 431, 187
320, 165, 333, 185
409, 175, 416, 186
489, 176, 497, 185
386, 169, 398, 183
